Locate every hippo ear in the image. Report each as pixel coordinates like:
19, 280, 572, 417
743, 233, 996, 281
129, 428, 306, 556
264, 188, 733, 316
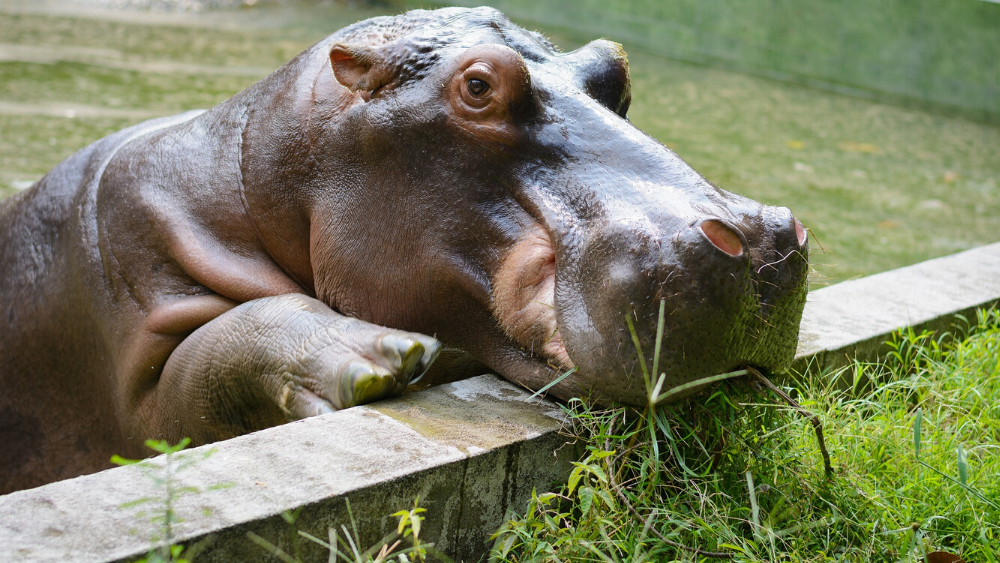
329, 43, 396, 94
572, 40, 632, 118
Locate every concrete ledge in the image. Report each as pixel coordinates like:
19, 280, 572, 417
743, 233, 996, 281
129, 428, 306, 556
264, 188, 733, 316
3, 242, 1000, 562
0, 377, 575, 562
794, 242, 1000, 373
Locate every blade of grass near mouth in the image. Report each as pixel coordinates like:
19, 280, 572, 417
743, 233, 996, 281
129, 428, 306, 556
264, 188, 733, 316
651, 299, 666, 387
625, 313, 651, 394
528, 367, 578, 400
654, 369, 748, 405
649, 373, 667, 406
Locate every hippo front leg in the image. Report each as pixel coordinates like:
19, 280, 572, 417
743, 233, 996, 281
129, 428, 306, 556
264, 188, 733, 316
153, 294, 440, 444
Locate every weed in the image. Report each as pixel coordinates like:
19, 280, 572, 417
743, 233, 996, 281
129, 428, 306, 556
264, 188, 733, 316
248, 497, 454, 563
112, 439, 221, 563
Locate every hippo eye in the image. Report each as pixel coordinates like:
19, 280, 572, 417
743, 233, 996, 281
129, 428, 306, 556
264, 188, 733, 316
467, 78, 490, 97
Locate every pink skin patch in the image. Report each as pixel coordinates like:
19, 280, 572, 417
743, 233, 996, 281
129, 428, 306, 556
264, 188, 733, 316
794, 219, 807, 246
492, 225, 575, 370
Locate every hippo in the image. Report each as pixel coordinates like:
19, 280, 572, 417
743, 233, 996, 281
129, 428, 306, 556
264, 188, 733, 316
0, 7, 808, 494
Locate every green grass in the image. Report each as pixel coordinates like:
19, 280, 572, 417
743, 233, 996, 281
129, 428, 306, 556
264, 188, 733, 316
491, 308, 1000, 562
0, 114, 136, 185
0, 60, 257, 111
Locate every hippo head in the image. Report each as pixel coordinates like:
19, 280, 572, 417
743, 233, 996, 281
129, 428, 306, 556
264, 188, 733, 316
250, 7, 808, 406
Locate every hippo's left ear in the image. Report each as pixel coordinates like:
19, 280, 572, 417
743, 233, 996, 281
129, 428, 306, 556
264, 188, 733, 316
329, 43, 397, 95
570, 40, 632, 118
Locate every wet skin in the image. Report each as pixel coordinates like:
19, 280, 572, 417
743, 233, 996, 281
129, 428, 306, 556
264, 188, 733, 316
0, 7, 807, 493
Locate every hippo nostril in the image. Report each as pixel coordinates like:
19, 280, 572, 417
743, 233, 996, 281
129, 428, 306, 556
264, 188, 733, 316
701, 220, 744, 257
794, 219, 808, 247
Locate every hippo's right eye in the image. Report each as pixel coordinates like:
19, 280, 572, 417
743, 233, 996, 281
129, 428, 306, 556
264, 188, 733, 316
467, 78, 490, 97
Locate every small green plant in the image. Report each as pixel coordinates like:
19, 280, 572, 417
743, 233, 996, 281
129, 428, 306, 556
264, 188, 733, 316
112, 438, 220, 563
248, 497, 452, 563
491, 307, 1000, 562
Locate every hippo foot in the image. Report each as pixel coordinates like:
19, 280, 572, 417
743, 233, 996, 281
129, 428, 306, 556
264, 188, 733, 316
276, 330, 439, 418
155, 294, 441, 442
316, 331, 440, 413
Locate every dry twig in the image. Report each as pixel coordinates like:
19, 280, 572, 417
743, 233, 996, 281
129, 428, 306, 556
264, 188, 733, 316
747, 366, 834, 476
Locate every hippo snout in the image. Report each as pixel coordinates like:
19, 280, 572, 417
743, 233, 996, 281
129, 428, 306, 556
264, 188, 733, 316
554, 204, 809, 407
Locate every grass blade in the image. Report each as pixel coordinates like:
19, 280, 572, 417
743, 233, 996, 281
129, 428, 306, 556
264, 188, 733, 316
649, 373, 666, 407
529, 367, 578, 400
246, 532, 300, 563
745, 471, 760, 540
957, 443, 968, 487
654, 369, 747, 405
651, 299, 665, 387
625, 313, 650, 392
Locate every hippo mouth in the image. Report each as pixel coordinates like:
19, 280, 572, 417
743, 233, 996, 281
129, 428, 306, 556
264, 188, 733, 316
491, 224, 575, 371
489, 206, 809, 406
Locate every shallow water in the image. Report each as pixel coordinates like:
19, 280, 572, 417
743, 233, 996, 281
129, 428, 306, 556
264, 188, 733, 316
1, 0, 998, 285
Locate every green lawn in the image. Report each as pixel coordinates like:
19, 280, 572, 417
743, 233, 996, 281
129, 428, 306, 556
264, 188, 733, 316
492, 309, 1000, 561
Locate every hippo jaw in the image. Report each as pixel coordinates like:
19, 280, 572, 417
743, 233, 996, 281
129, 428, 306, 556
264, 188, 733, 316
486, 188, 809, 408
487, 194, 810, 407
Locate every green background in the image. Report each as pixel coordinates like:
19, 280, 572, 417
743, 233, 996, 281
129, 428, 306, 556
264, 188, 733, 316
430, 0, 1000, 124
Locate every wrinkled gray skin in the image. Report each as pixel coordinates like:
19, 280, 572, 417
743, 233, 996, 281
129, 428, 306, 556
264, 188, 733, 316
0, 7, 807, 494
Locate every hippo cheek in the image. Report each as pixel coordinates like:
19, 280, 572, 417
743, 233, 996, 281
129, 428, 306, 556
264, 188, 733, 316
491, 224, 575, 371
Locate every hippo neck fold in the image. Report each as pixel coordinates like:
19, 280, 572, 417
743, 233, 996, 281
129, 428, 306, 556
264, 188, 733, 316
229, 42, 340, 297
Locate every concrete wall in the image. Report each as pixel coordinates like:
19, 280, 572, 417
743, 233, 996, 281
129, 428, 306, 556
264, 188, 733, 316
0, 377, 576, 563
426, 0, 1000, 124
793, 241, 1000, 374
2, 242, 999, 563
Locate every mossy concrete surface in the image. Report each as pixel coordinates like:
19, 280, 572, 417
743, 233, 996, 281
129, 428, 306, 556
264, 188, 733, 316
0, 377, 574, 563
